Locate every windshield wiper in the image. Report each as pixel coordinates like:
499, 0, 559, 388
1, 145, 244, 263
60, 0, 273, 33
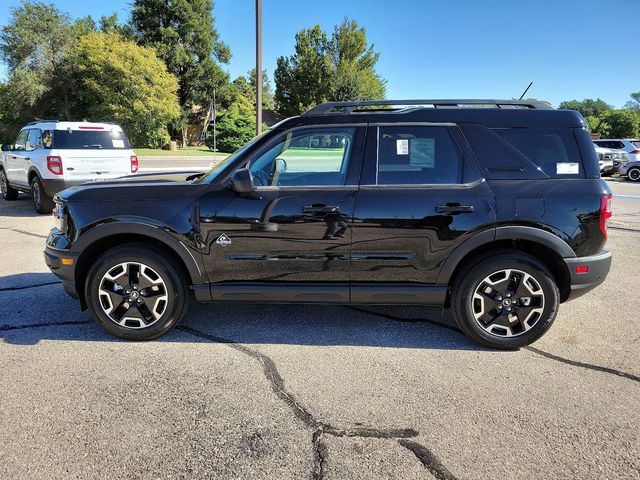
84, 144, 103, 149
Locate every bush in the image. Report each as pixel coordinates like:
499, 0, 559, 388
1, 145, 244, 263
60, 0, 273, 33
205, 110, 256, 152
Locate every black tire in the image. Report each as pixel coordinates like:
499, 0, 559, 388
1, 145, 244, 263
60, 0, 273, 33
0, 169, 19, 200
85, 244, 188, 340
30, 175, 54, 214
451, 251, 560, 349
627, 167, 640, 182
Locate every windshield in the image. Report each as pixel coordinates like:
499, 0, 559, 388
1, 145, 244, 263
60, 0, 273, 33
52, 129, 130, 149
197, 129, 272, 184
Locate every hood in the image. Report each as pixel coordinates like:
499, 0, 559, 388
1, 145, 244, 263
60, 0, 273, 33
55, 171, 209, 203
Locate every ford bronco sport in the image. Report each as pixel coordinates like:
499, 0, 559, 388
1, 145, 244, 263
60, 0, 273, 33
44, 100, 612, 349
0, 121, 138, 213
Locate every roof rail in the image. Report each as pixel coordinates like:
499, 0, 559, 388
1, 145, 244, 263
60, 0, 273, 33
26, 119, 60, 125
303, 99, 553, 115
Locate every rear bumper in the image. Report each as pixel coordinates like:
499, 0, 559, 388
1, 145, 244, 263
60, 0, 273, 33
42, 179, 86, 198
563, 250, 612, 301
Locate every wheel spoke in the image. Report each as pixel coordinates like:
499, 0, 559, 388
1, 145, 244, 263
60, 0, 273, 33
111, 299, 133, 322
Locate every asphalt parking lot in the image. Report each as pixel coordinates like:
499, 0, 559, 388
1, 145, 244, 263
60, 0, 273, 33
0, 175, 638, 479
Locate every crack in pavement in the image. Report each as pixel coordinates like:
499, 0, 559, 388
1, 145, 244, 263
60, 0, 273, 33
348, 306, 640, 385
0, 281, 61, 292
0, 227, 48, 239
399, 439, 458, 480
177, 324, 451, 479
523, 346, 640, 383
0, 319, 92, 332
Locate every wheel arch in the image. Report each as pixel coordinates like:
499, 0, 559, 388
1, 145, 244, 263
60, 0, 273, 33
27, 166, 45, 185
439, 226, 573, 303
73, 223, 205, 309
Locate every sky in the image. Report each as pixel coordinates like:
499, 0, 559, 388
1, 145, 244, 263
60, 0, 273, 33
0, 0, 638, 108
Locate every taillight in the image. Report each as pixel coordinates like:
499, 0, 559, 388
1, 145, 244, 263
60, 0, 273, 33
130, 155, 139, 173
47, 156, 63, 175
628, 149, 640, 155
599, 194, 612, 239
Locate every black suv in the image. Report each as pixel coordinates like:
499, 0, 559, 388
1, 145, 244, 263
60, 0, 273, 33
44, 99, 612, 348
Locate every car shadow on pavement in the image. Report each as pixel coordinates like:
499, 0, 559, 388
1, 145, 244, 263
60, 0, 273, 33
0, 276, 486, 350
0, 195, 45, 218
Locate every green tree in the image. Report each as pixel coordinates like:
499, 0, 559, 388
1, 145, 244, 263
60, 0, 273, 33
558, 98, 612, 118
0, 1, 79, 122
205, 111, 255, 152
274, 25, 330, 117
74, 32, 180, 147
624, 92, 640, 111
327, 19, 386, 101
599, 110, 640, 138
131, 0, 231, 146
274, 19, 386, 117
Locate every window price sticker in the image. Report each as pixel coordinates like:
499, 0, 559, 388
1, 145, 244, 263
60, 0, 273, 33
396, 139, 409, 155
557, 162, 579, 174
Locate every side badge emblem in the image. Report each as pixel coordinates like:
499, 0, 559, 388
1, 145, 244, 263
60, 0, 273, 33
215, 233, 232, 247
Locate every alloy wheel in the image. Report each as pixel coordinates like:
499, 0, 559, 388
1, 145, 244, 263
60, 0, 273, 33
98, 262, 169, 329
0, 172, 6, 196
629, 168, 640, 181
32, 180, 41, 209
472, 269, 545, 337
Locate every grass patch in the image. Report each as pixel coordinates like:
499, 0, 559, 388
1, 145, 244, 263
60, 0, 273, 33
134, 146, 229, 157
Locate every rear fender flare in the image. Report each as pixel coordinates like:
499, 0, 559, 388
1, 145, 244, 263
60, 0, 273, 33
436, 225, 575, 284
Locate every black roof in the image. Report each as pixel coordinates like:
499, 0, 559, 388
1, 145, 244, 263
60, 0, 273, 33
284, 99, 586, 129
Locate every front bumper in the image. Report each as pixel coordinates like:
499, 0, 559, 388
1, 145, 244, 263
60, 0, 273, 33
44, 233, 79, 299
563, 250, 612, 301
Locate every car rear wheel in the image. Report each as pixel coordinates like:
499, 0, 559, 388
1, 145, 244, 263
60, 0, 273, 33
0, 169, 19, 200
86, 245, 188, 340
451, 252, 559, 349
627, 167, 640, 182
30, 176, 54, 213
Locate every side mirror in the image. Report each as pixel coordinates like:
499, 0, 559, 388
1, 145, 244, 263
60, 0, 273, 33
230, 168, 255, 194
0, 144, 10, 152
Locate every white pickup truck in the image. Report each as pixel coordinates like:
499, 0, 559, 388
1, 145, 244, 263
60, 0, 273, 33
0, 121, 138, 213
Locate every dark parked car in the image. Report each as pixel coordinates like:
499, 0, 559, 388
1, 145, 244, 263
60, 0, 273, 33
44, 99, 612, 349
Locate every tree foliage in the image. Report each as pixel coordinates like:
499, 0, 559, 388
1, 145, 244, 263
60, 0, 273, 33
204, 111, 256, 153
561, 95, 640, 138
274, 18, 386, 117
131, 0, 230, 145
558, 98, 612, 118
0, 1, 82, 123
74, 33, 180, 148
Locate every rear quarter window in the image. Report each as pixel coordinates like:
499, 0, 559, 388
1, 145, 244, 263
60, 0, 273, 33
492, 128, 583, 178
52, 129, 130, 150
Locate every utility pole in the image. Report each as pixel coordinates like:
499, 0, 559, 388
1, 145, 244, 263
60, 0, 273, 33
256, 0, 263, 135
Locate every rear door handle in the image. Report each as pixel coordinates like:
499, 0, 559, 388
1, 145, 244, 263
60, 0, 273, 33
435, 204, 474, 214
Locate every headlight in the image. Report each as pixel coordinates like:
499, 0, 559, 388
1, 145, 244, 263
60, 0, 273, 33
53, 202, 67, 233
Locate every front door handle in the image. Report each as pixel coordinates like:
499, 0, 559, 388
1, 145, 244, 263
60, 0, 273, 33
435, 204, 474, 214
303, 204, 339, 216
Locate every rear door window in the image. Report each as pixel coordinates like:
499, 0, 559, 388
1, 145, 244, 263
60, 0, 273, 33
493, 128, 583, 178
376, 126, 479, 184
52, 129, 130, 149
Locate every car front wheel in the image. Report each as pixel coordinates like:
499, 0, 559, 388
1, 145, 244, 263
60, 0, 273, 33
86, 245, 188, 340
451, 252, 559, 349
0, 169, 19, 200
627, 167, 640, 182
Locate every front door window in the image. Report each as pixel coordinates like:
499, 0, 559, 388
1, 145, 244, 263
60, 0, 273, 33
249, 127, 356, 187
